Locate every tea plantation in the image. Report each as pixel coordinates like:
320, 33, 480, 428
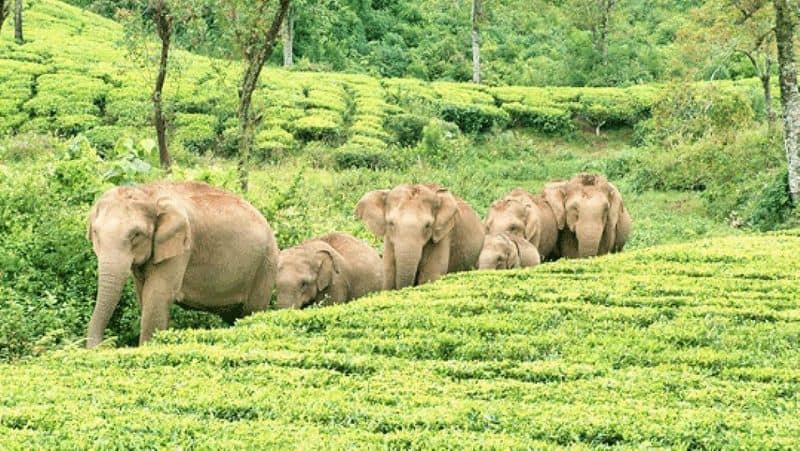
1, 232, 799, 447
0, 0, 764, 160
2, 1, 800, 447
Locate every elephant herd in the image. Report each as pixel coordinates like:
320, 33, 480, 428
84, 172, 630, 348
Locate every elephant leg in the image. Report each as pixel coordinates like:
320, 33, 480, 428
417, 238, 450, 285
139, 257, 186, 345
139, 284, 173, 345
243, 257, 275, 315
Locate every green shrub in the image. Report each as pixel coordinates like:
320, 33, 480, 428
502, 102, 574, 134
384, 113, 427, 146
53, 114, 101, 136
83, 125, 139, 154
333, 145, 393, 170
747, 170, 794, 231
253, 128, 297, 162
439, 102, 510, 134
291, 110, 343, 142
175, 113, 218, 154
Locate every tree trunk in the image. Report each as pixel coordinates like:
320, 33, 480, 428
599, 0, 616, 66
773, 0, 800, 203
0, 0, 9, 33
14, 0, 22, 44
152, 0, 172, 170
763, 58, 776, 125
283, 5, 293, 67
236, 0, 291, 192
471, 0, 481, 83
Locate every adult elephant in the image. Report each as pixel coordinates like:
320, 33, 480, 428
276, 232, 383, 309
483, 185, 565, 261
356, 184, 484, 289
553, 173, 632, 258
85, 181, 279, 348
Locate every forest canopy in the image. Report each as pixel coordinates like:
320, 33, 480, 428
63, 0, 731, 87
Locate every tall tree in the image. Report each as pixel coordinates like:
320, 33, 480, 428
223, 0, 291, 191
471, 0, 481, 83
0, 0, 10, 33
283, 4, 293, 67
677, 1, 776, 123
150, 0, 174, 169
773, 0, 800, 202
569, 0, 617, 67
14, 0, 22, 44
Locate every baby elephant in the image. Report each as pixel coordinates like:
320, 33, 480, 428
276, 233, 383, 309
478, 233, 541, 270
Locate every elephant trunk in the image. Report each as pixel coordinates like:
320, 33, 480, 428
576, 223, 602, 258
86, 259, 130, 348
477, 251, 498, 270
394, 242, 422, 289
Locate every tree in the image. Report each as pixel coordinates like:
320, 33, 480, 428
150, 0, 174, 169
14, 0, 22, 44
676, 1, 776, 123
283, 4, 294, 67
568, 0, 617, 67
0, 1, 10, 33
471, 0, 481, 83
222, 0, 291, 192
773, 0, 800, 202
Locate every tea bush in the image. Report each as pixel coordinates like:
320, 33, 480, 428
1, 233, 800, 447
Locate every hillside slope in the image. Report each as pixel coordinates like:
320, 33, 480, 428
0, 0, 760, 159
2, 233, 799, 447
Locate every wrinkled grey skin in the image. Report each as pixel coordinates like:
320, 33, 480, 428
478, 232, 541, 270
356, 184, 485, 289
85, 181, 278, 348
276, 233, 383, 309
554, 173, 632, 258
484, 187, 564, 261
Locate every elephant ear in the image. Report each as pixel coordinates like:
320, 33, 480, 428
86, 203, 98, 241
522, 203, 541, 247
512, 234, 541, 267
503, 234, 521, 269
355, 190, 389, 237
315, 249, 341, 292
433, 189, 459, 243
543, 184, 566, 230
153, 197, 191, 264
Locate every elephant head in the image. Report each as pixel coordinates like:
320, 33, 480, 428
85, 186, 190, 348
484, 189, 540, 246
562, 173, 622, 258
478, 233, 540, 270
276, 245, 346, 309
356, 184, 459, 289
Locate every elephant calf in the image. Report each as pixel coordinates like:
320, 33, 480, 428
85, 181, 279, 348
276, 233, 383, 309
478, 232, 541, 270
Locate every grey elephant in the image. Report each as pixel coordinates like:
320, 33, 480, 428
276, 232, 383, 309
483, 185, 565, 261
85, 181, 279, 348
551, 173, 632, 258
356, 184, 484, 289
478, 232, 541, 270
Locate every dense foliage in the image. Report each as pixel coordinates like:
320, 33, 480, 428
61, 0, 721, 87
2, 232, 800, 447
0, 0, 796, 361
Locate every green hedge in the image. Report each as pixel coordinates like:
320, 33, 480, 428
439, 102, 510, 134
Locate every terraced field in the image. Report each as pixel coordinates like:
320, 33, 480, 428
2, 232, 799, 448
0, 0, 761, 157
